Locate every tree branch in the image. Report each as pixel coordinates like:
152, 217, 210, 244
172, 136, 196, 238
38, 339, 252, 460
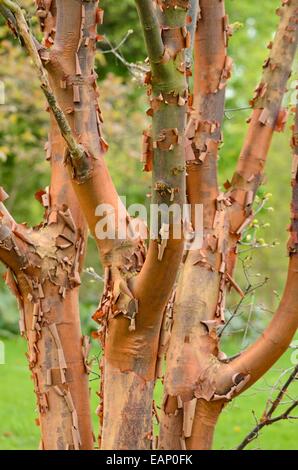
0, 3, 17, 32
214, 103, 298, 405
98, 33, 149, 80
237, 365, 298, 450
0, 0, 120, 251
134, 0, 164, 64
226, 0, 298, 280
0, 1, 95, 450
159, 0, 230, 450
0, 0, 85, 162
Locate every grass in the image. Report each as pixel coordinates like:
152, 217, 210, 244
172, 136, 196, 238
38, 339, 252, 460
0, 336, 297, 450
0, 337, 100, 450
213, 337, 298, 450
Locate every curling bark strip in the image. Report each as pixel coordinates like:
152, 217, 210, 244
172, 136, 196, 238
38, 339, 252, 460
159, 0, 298, 450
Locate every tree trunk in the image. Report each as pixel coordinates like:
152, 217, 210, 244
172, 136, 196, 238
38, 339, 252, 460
0, 0, 94, 450
159, 0, 298, 450
100, 0, 189, 449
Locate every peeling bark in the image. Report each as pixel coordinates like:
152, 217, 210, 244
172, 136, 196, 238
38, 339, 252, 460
0, 137, 94, 451
1, 0, 298, 452
159, 0, 298, 450
213, 102, 298, 399
0, 0, 93, 450
159, 0, 229, 450
100, 0, 188, 449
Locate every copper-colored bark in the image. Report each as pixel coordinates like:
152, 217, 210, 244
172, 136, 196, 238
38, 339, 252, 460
0, 0, 94, 450
159, 0, 298, 450
159, 0, 229, 450
1, 0, 298, 452
100, 0, 188, 449
212, 103, 298, 397
4, 0, 187, 449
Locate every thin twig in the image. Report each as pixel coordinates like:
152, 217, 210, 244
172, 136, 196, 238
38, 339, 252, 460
237, 365, 298, 450
101, 30, 134, 55
219, 274, 268, 339
224, 106, 252, 119
98, 34, 148, 77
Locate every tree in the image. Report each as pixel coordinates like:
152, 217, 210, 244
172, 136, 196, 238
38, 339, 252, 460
0, 0, 297, 451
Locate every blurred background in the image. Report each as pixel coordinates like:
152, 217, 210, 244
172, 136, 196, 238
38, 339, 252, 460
0, 0, 297, 450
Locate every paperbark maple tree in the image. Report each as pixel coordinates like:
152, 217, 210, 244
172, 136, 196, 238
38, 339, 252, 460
0, 0, 297, 451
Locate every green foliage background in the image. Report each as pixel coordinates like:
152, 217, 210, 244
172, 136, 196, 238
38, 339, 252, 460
0, 0, 297, 450
1, 0, 296, 331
